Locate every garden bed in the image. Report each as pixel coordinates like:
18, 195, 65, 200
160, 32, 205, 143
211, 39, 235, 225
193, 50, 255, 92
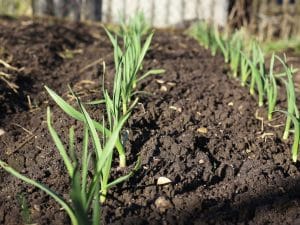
0, 17, 300, 225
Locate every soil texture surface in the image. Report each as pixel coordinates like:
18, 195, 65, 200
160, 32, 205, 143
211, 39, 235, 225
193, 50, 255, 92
0, 17, 300, 225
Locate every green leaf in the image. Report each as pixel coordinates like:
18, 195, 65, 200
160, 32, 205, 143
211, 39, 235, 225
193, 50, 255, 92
276, 110, 299, 162
86, 114, 129, 206
81, 125, 89, 209
0, 160, 78, 225
70, 167, 89, 225
47, 107, 74, 177
138, 69, 165, 82
107, 156, 141, 189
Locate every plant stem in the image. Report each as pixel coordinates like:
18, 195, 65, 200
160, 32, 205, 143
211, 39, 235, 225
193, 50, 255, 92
283, 117, 291, 140
100, 189, 107, 204
118, 148, 126, 168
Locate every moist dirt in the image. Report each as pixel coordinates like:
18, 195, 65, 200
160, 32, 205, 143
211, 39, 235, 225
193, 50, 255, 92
0, 17, 300, 225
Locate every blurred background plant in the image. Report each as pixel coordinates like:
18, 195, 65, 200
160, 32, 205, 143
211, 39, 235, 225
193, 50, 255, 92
0, 0, 32, 17
0, 0, 299, 44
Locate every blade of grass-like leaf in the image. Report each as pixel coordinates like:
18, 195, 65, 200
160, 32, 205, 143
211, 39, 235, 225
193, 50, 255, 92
46, 86, 85, 121
85, 99, 106, 105
240, 52, 251, 86
277, 110, 299, 162
81, 125, 89, 208
276, 56, 297, 139
77, 101, 103, 162
92, 182, 101, 225
104, 27, 122, 70
86, 114, 130, 206
70, 167, 89, 225
135, 33, 154, 74
69, 126, 77, 164
47, 107, 74, 177
106, 156, 141, 189
16, 193, 31, 225
131, 91, 153, 97
215, 28, 229, 63
100, 151, 113, 203
243, 51, 264, 106
266, 53, 277, 120
45, 86, 126, 166
0, 160, 78, 225
137, 69, 165, 82
127, 97, 139, 112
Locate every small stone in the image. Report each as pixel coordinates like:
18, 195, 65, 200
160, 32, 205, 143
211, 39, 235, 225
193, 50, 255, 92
199, 159, 205, 164
157, 176, 172, 185
0, 129, 5, 136
169, 106, 182, 112
155, 196, 173, 213
33, 204, 41, 212
238, 105, 244, 114
228, 102, 234, 106
160, 85, 168, 92
156, 79, 165, 84
167, 82, 176, 86
197, 127, 208, 134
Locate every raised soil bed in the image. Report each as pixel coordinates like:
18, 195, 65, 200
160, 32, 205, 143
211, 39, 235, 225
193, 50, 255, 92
0, 17, 300, 225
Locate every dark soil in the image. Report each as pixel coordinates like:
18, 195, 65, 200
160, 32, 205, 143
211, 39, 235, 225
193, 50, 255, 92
0, 17, 300, 225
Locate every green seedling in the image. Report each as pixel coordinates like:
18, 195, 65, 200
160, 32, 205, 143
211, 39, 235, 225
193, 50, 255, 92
46, 14, 164, 168
240, 52, 251, 87
0, 101, 135, 225
251, 63, 265, 107
17, 193, 31, 225
104, 27, 164, 115
229, 32, 242, 78
250, 42, 265, 106
274, 67, 298, 78
120, 11, 150, 37
276, 56, 299, 140
73, 92, 140, 203
243, 43, 265, 107
191, 21, 210, 49
45, 86, 126, 168
209, 26, 218, 56
277, 110, 299, 162
214, 27, 230, 63
190, 22, 219, 55
249, 42, 265, 95
265, 53, 278, 121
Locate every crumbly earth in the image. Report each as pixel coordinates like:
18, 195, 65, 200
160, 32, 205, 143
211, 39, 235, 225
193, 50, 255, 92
0, 17, 300, 225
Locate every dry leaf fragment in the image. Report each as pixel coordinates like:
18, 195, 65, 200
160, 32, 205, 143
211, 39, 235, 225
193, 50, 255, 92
157, 176, 172, 185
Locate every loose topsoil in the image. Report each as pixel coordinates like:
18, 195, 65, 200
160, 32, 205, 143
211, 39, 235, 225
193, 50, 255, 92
0, 17, 300, 225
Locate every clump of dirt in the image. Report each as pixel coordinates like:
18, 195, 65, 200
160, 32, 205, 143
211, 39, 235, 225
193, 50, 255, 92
0, 18, 300, 225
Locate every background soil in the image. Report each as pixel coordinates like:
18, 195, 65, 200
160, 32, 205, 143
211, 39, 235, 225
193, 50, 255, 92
0, 17, 300, 225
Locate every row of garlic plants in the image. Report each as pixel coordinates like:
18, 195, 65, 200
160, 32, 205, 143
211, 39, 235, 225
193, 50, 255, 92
0, 13, 163, 225
190, 21, 299, 162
